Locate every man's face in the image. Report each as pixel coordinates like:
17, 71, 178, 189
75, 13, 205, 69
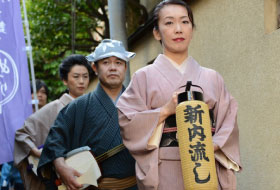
93, 56, 127, 90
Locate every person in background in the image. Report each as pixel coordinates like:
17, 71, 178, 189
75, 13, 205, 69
31, 79, 49, 112
117, 0, 242, 189
14, 54, 93, 190
0, 161, 24, 190
0, 80, 50, 190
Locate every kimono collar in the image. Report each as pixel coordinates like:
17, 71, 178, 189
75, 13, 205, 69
154, 54, 202, 90
113, 91, 123, 105
59, 93, 74, 106
94, 83, 125, 115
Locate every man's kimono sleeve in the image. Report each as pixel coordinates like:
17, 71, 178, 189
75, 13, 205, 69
37, 102, 77, 173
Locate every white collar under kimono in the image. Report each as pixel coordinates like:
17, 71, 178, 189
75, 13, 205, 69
153, 54, 202, 93
64, 93, 75, 101
60, 93, 75, 106
163, 54, 188, 74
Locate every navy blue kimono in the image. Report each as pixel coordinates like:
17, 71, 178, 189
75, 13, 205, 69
38, 84, 136, 189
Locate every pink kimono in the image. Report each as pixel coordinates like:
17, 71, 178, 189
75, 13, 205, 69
117, 55, 242, 190
14, 93, 73, 190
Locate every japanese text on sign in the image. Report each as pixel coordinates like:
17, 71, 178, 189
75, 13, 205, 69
184, 104, 210, 184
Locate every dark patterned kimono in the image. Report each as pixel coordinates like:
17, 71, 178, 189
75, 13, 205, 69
37, 84, 136, 189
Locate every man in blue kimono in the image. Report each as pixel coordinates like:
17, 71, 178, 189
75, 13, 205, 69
37, 39, 137, 190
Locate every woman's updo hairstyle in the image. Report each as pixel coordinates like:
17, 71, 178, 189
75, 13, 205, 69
153, 0, 195, 30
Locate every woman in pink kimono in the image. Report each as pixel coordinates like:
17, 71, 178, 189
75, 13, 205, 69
117, 0, 242, 189
14, 54, 93, 190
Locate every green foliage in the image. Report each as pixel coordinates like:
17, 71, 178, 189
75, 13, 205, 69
22, 0, 147, 100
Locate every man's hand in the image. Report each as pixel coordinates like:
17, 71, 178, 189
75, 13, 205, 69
54, 157, 83, 190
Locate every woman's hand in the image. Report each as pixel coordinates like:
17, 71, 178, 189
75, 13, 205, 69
54, 157, 83, 190
30, 147, 42, 158
213, 143, 219, 151
158, 92, 178, 125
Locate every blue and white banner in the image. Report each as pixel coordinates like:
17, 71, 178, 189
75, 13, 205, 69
0, 0, 32, 164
